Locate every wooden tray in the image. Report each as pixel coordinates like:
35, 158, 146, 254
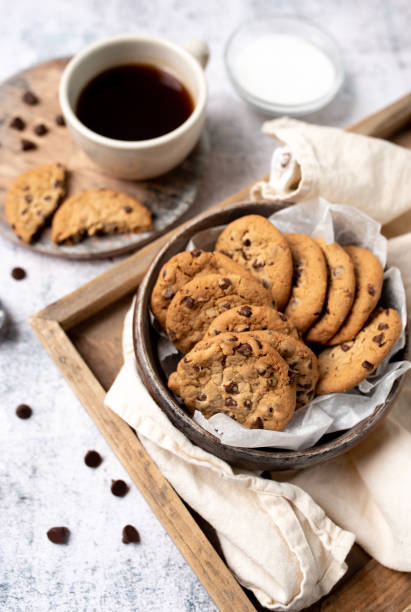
0, 57, 209, 260
31, 94, 411, 611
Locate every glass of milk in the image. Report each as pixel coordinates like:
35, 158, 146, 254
224, 16, 344, 115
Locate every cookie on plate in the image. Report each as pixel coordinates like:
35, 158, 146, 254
316, 308, 402, 395
168, 332, 296, 431
215, 214, 292, 310
204, 304, 300, 340
284, 233, 328, 333
5, 163, 67, 243
52, 189, 152, 244
305, 239, 355, 344
151, 250, 252, 329
247, 330, 318, 408
327, 246, 384, 345
165, 273, 273, 354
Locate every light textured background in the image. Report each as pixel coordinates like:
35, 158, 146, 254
1, 1, 411, 610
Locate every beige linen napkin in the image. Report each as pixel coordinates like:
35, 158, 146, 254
251, 117, 411, 227
105, 304, 355, 611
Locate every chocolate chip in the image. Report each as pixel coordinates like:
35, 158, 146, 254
33, 123, 48, 136
225, 397, 237, 407
24, 194, 33, 203
10, 116, 25, 130
244, 399, 251, 409
16, 404, 32, 419
123, 205, 133, 213
197, 393, 207, 401
53, 179, 63, 188
22, 91, 39, 105
367, 284, 376, 296
224, 382, 239, 394
372, 333, 385, 346
221, 355, 226, 367
163, 288, 174, 300
122, 525, 140, 544
11, 267, 26, 280
250, 417, 263, 429
219, 249, 233, 259
182, 296, 194, 308
243, 238, 251, 247
340, 343, 351, 352
262, 279, 270, 289
221, 303, 231, 310
252, 259, 264, 269
288, 370, 296, 384
111, 479, 129, 497
168, 329, 177, 341
235, 343, 252, 356
21, 208, 28, 215
362, 360, 374, 371
56, 114, 66, 126
219, 277, 232, 290
240, 249, 250, 261
21, 139, 36, 151
378, 323, 389, 330
238, 305, 252, 317
191, 249, 202, 257
84, 450, 102, 468
301, 382, 312, 390
212, 329, 221, 335
47, 526, 70, 544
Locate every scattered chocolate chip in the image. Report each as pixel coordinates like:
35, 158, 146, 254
244, 399, 251, 409
182, 296, 194, 308
340, 343, 351, 352
212, 329, 221, 335
33, 123, 48, 136
221, 303, 231, 310
163, 288, 174, 300
11, 267, 26, 280
84, 450, 102, 468
288, 370, 296, 384
21, 208, 28, 215
372, 333, 385, 346
219, 249, 233, 259
238, 305, 252, 318
53, 179, 63, 188
47, 526, 70, 544
251, 417, 263, 429
367, 284, 376, 296
262, 279, 270, 289
225, 397, 237, 407
22, 91, 39, 105
21, 139, 36, 151
224, 382, 239, 394
197, 393, 207, 401
16, 404, 32, 419
252, 259, 264, 269
122, 525, 140, 544
191, 249, 202, 257
221, 355, 226, 367
227, 335, 238, 342
24, 194, 33, 203
301, 382, 312, 390
362, 360, 374, 371
243, 238, 251, 247
55, 114, 66, 126
235, 342, 252, 356
111, 479, 129, 497
218, 277, 232, 290
10, 116, 26, 130
378, 323, 389, 330
123, 205, 133, 214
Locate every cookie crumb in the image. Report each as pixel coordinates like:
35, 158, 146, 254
47, 526, 70, 544
122, 525, 140, 544
10, 116, 26, 131
22, 91, 39, 105
111, 479, 129, 497
84, 450, 102, 468
16, 404, 32, 419
11, 267, 26, 280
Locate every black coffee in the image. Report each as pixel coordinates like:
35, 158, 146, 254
76, 64, 194, 141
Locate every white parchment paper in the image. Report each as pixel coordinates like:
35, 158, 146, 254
157, 199, 410, 450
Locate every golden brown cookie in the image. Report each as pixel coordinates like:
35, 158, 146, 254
168, 332, 296, 431
305, 239, 356, 344
215, 214, 292, 309
284, 233, 328, 333
151, 250, 252, 329
327, 246, 384, 345
5, 163, 67, 243
51, 189, 152, 244
165, 273, 273, 354
204, 304, 300, 340
316, 308, 402, 394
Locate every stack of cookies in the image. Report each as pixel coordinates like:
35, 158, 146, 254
150, 214, 402, 432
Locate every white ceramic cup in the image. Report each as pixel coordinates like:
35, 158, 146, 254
59, 34, 209, 180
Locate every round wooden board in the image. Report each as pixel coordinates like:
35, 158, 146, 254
0, 58, 209, 260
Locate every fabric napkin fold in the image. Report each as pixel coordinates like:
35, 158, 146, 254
106, 120, 411, 610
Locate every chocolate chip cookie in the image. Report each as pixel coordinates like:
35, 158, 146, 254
305, 239, 356, 344
5, 163, 67, 243
247, 330, 318, 408
327, 246, 384, 345
151, 250, 251, 329
52, 189, 152, 244
215, 214, 293, 309
284, 233, 328, 333
204, 304, 300, 340
166, 273, 273, 354
316, 308, 402, 395
168, 332, 296, 431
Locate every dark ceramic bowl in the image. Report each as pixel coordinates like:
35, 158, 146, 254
134, 201, 409, 471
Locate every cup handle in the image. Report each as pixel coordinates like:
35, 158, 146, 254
183, 40, 210, 69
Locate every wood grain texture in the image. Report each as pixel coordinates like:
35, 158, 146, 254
0, 57, 209, 259
30, 92, 411, 611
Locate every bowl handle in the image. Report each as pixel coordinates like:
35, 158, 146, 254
183, 39, 210, 69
